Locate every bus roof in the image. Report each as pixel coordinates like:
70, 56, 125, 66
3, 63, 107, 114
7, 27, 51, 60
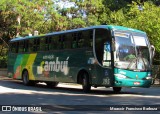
10, 25, 146, 42
107, 25, 145, 33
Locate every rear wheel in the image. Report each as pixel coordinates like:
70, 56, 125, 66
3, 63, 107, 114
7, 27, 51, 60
82, 72, 91, 92
22, 70, 30, 85
46, 82, 59, 88
113, 87, 122, 93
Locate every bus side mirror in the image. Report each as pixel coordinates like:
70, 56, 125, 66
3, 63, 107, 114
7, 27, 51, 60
150, 45, 155, 58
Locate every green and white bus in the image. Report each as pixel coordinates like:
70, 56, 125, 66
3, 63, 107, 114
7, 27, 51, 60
8, 25, 155, 92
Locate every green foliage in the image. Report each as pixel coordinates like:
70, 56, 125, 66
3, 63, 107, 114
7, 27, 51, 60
68, 18, 86, 29
0, 55, 7, 68
123, 1, 160, 64
102, 1, 160, 64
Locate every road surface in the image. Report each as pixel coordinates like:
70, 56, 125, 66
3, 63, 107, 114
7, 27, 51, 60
0, 76, 160, 114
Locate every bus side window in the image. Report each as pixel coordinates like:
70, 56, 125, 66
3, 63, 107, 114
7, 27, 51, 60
64, 34, 72, 49
77, 32, 84, 48
28, 39, 34, 52
72, 33, 77, 48
58, 35, 65, 49
53, 36, 59, 50
24, 40, 29, 52
90, 30, 93, 47
36, 38, 40, 51
18, 41, 24, 53
49, 36, 54, 50
47, 37, 51, 50
57, 36, 61, 49
32, 38, 40, 51
82, 30, 93, 48
40, 38, 46, 51
33, 39, 37, 51
45, 37, 50, 50
103, 42, 111, 67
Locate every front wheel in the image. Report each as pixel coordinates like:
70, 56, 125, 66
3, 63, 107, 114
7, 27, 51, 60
113, 87, 122, 93
82, 73, 91, 92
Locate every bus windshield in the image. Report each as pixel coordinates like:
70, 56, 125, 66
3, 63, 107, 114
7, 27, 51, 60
114, 31, 150, 71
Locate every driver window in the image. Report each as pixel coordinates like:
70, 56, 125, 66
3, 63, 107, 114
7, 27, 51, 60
103, 42, 111, 67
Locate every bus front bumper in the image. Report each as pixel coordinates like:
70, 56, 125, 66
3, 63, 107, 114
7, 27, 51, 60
114, 78, 152, 88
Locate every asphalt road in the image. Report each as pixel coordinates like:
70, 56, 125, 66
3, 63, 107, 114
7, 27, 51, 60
0, 76, 160, 114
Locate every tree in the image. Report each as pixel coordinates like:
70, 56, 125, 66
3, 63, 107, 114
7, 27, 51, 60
0, 0, 58, 68
125, 2, 160, 52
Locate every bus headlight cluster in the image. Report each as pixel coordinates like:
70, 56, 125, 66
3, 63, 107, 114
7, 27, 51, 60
115, 74, 127, 79
145, 76, 152, 80
145, 74, 152, 80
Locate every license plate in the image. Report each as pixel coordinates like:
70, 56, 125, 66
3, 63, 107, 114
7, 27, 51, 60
134, 82, 140, 85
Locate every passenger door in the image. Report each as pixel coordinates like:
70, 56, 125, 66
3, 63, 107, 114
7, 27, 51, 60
94, 28, 114, 86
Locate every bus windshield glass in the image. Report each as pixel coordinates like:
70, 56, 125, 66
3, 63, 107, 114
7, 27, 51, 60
114, 31, 150, 71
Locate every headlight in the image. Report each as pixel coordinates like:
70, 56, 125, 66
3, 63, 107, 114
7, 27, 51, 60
146, 76, 152, 80
145, 73, 152, 80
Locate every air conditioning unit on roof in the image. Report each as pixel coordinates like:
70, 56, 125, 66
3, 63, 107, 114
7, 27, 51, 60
34, 31, 38, 36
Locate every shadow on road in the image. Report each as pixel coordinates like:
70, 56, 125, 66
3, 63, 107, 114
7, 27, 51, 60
0, 76, 160, 110
0, 76, 142, 96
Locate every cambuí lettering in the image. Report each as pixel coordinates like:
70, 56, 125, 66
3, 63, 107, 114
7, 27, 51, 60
43, 57, 69, 75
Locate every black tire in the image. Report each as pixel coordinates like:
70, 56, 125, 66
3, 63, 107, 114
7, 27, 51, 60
22, 70, 30, 86
46, 82, 59, 88
82, 72, 91, 92
113, 87, 122, 93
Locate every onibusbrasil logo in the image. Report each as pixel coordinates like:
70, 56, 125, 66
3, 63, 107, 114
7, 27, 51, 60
37, 57, 70, 75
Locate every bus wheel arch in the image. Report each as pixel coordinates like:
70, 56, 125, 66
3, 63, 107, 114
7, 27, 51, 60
77, 70, 91, 92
